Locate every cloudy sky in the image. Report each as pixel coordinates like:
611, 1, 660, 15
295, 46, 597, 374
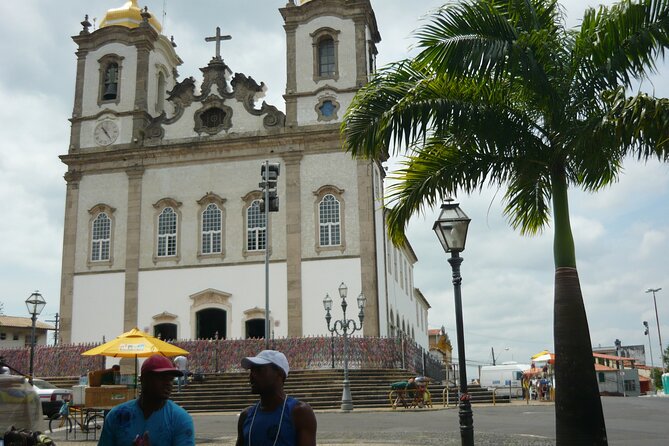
1, 0, 667, 372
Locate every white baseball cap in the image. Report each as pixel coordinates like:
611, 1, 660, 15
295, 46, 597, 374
241, 350, 290, 378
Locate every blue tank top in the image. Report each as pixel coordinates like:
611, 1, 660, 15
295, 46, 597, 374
242, 396, 299, 446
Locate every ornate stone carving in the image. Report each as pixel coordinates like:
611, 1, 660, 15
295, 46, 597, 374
144, 59, 285, 142
193, 96, 233, 135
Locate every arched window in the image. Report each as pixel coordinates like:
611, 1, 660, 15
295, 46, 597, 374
98, 54, 124, 105
318, 37, 336, 77
247, 200, 266, 251
156, 70, 166, 114
311, 28, 340, 81
319, 194, 341, 246
202, 203, 222, 255
158, 207, 178, 257
91, 212, 111, 261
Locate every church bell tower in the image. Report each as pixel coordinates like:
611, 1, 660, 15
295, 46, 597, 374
280, 0, 380, 128
68, 0, 181, 154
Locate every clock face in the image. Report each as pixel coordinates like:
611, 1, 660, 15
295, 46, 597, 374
94, 120, 119, 146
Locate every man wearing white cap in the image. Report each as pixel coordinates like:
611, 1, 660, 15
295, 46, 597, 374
236, 350, 317, 446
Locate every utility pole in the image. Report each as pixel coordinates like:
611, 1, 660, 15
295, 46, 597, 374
491, 346, 496, 366
46, 313, 60, 346
646, 288, 664, 371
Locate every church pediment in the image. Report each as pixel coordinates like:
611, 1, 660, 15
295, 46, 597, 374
144, 58, 285, 144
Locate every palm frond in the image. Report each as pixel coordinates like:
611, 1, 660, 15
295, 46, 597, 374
572, 0, 669, 105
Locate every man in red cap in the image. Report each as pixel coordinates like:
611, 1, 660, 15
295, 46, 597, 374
236, 350, 317, 446
98, 354, 194, 446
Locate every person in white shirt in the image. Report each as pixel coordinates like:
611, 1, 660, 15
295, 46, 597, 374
173, 355, 188, 392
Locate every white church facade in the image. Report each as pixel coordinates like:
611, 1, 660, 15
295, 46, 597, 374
58, 0, 430, 348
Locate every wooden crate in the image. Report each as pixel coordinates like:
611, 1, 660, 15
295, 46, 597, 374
85, 386, 134, 409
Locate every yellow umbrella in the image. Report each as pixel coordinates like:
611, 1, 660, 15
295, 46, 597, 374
82, 328, 188, 389
82, 328, 188, 358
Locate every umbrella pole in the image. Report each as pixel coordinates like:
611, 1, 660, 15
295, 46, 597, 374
135, 355, 138, 398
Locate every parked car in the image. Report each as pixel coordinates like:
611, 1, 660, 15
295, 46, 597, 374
32, 378, 72, 417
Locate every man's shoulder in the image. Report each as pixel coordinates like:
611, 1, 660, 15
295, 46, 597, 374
167, 399, 193, 419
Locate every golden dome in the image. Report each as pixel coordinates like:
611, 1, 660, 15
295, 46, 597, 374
100, 0, 162, 33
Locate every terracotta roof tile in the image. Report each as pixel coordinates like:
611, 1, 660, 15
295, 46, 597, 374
0, 315, 54, 330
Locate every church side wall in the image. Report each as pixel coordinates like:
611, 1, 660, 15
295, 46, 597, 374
372, 163, 389, 336
71, 272, 125, 343
138, 160, 287, 268
74, 173, 130, 272
301, 257, 362, 336
137, 263, 288, 339
299, 152, 360, 258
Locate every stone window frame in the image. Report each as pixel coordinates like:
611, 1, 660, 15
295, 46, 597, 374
311, 27, 340, 82
243, 307, 274, 339
241, 191, 268, 258
87, 203, 116, 267
151, 311, 179, 341
153, 198, 182, 263
197, 192, 227, 260
189, 288, 232, 340
97, 54, 124, 106
314, 95, 341, 122
313, 185, 346, 253
154, 64, 170, 115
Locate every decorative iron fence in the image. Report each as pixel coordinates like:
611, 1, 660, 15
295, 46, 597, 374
0, 336, 445, 380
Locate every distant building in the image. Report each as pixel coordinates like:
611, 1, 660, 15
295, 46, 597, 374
0, 316, 54, 349
593, 339, 647, 364
593, 352, 642, 397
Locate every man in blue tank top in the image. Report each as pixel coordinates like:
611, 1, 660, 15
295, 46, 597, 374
98, 354, 195, 446
236, 350, 317, 446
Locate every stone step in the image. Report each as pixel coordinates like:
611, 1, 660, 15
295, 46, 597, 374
43, 369, 508, 412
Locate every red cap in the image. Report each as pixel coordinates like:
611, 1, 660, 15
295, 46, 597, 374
141, 355, 183, 376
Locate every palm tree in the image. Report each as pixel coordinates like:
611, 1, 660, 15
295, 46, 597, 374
342, 0, 669, 444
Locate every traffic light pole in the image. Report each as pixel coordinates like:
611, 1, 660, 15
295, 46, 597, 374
264, 160, 271, 350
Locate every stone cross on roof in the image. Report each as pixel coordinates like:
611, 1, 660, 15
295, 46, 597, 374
205, 27, 232, 60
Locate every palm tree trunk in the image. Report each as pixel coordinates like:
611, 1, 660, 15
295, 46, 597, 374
552, 168, 608, 445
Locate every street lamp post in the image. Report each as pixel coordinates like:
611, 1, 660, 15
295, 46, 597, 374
643, 321, 654, 369
433, 199, 473, 446
646, 288, 664, 370
323, 282, 366, 412
25, 291, 46, 385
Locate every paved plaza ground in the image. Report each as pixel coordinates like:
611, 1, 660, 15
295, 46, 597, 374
51, 396, 669, 445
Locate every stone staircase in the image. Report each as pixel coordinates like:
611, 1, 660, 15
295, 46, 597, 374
45, 369, 509, 412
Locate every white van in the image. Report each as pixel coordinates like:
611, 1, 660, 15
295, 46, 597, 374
479, 363, 530, 397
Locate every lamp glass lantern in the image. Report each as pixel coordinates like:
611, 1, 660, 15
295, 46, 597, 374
432, 200, 471, 253
323, 293, 333, 312
338, 282, 348, 300
357, 292, 367, 310
25, 291, 46, 316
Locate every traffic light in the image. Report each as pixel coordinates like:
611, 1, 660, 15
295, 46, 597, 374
643, 321, 649, 336
259, 162, 280, 212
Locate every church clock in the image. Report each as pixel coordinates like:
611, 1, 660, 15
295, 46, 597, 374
94, 120, 119, 146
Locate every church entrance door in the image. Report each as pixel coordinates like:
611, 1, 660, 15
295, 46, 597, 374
196, 308, 226, 339
154, 323, 177, 341
245, 318, 265, 339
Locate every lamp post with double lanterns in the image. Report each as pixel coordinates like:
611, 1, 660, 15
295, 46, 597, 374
25, 291, 46, 385
323, 282, 366, 412
433, 199, 473, 446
